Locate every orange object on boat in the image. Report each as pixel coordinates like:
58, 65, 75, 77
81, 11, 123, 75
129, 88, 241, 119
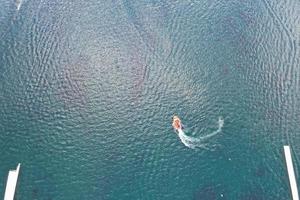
172, 116, 182, 130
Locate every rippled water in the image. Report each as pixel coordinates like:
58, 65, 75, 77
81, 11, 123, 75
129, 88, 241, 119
0, 0, 299, 199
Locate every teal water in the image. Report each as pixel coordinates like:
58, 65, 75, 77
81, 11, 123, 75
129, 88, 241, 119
0, 0, 300, 199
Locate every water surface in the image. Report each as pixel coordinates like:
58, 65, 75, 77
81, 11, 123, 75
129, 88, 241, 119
0, 0, 300, 199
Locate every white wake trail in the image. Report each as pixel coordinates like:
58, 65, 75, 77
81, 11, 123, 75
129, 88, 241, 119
16, 0, 23, 11
177, 117, 224, 149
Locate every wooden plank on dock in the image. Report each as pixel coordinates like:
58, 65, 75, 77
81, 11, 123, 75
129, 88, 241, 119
284, 146, 299, 200
4, 163, 21, 200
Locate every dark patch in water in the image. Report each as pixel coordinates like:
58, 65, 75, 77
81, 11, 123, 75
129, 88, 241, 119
194, 185, 218, 200
222, 65, 229, 75
254, 166, 267, 177
239, 186, 266, 200
32, 188, 38, 199
57, 54, 90, 109
130, 51, 147, 102
96, 175, 113, 200
239, 192, 263, 200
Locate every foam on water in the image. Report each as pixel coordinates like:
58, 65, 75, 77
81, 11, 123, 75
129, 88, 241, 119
177, 117, 224, 149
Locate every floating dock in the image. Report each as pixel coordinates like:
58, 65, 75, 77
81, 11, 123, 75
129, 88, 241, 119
284, 146, 299, 200
4, 163, 21, 200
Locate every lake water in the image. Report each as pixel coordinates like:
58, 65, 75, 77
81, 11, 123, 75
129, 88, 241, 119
0, 0, 299, 199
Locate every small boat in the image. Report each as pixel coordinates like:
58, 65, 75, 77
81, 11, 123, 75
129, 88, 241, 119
172, 116, 182, 131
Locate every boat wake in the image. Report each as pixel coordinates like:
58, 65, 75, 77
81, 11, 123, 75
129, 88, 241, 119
177, 117, 224, 149
16, 0, 23, 11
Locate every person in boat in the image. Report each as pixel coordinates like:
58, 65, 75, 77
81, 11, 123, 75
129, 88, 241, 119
172, 115, 182, 130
